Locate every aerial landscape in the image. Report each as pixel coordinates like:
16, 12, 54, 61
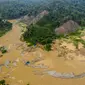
0, 0, 85, 85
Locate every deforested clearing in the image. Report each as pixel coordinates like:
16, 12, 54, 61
0, 0, 85, 85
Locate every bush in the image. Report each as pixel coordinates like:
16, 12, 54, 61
0, 80, 5, 85
73, 40, 79, 49
44, 44, 51, 51
0, 46, 7, 54
79, 39, 85, 48
27, 84, 29, 85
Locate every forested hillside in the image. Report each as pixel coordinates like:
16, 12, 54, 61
0, 0, 85, 25
0, 0, 48, 19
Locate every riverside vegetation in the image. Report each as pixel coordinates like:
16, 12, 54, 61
0, 18, 12, 37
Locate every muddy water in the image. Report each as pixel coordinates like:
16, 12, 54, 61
0, 20, 21, 46
0, 20, 85, 85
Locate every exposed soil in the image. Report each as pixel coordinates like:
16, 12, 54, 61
55, 20, 80, 35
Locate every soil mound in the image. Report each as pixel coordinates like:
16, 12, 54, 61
55, 20, 80, 35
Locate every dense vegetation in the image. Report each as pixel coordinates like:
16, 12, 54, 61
23, 24, 56, 50
0, 0, 47, 19
0, 0, 85, 25
0, 18, 12, 37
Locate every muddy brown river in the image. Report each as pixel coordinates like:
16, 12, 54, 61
0, 20, 85, 85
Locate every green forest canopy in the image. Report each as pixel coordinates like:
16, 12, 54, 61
0, 0, 85, 25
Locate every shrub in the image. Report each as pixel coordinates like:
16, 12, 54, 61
79, 39, 85, 48
0, 46, 7, 54
44, 44, 51, 51
26, 83, 30, 85
0, 80, 5, 85
73, 40, 79, 49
